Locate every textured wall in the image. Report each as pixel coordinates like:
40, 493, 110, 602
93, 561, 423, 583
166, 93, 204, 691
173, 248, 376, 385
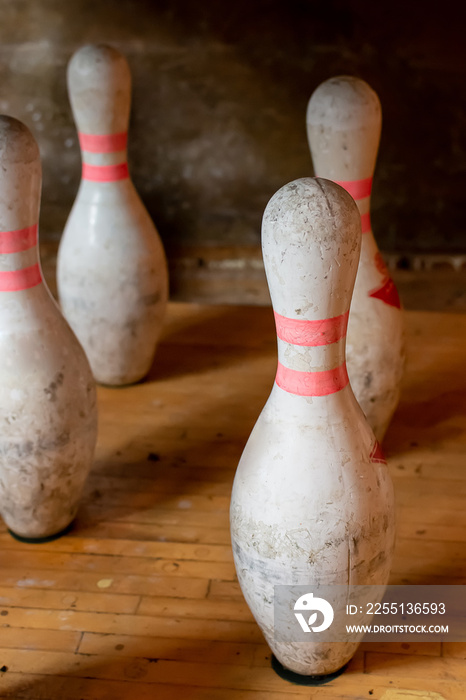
0, 0, 465, 264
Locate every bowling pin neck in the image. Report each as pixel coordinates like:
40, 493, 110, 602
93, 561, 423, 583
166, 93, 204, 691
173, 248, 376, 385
273, 309, 349, 399
79, 131, 130, 184
67, 45, 134, 185
0, 223, 43, 294
0, 116, 44, 295
261, 178, 361, 404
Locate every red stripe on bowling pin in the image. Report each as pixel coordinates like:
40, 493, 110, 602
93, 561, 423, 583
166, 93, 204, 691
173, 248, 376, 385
369, 277, 401, 309
274, 310, 349, 346
79, 132, 128, 153
275, 362, 349, 396
82, 162, 129, 182
334, 177, 372, 200
0, 263, 42, 291
0, 224, 38, 253
370, 441, 387, 464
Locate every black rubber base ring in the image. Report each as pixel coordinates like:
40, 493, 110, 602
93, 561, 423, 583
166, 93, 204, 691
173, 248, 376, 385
271, 654, 348, 685
8, 521, 73, 544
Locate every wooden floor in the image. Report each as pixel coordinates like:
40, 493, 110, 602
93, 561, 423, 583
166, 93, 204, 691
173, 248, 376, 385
0, 302, 465, 699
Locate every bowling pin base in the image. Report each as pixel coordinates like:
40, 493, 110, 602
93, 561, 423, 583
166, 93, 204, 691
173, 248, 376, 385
8, 521, 74, 544
271, 655, 348, 686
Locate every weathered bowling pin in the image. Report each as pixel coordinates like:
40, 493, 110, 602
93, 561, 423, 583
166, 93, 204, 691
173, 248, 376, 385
307, 76, 404, 441
57, 44, 169, 386
230, 178, 395, 676
0, 116, 97, 541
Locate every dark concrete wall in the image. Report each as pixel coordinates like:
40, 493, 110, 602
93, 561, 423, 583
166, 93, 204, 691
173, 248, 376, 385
1, 0, 465, 261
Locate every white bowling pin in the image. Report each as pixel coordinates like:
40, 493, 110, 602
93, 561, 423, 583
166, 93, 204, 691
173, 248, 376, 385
230, 178, 395, 676
307, 76, 405, 441
57, 44, 169, 386
0, 116, 97, 541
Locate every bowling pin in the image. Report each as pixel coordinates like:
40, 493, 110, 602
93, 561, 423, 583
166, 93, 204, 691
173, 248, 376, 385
307, 76, 404, 441
230, 178, 395, 676
0, 116, 97, 541
57, 44, 169, 386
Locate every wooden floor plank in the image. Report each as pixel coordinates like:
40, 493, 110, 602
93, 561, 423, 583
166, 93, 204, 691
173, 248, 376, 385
0, 650, 314, 694
309, 678, 466, 700
0, 607, 263, 642
75, 505, 231, 529
209, 580, 244, 598
68, 520, 233, 545
84, 473, 234, 497
137, 595, 253, 621
393, 538, 466, 563
78, 632, 262, 665
0, 586, 139, 615
365, 651, 466, 681
442, 642, 466, 659
0, 533, 233, 562
0, 628, 81, 653
0, 673, 305, 700
395, 522, 466, 544
80, 490, 232, 512
0, 550, 236, 581
0, 567, 209, 598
